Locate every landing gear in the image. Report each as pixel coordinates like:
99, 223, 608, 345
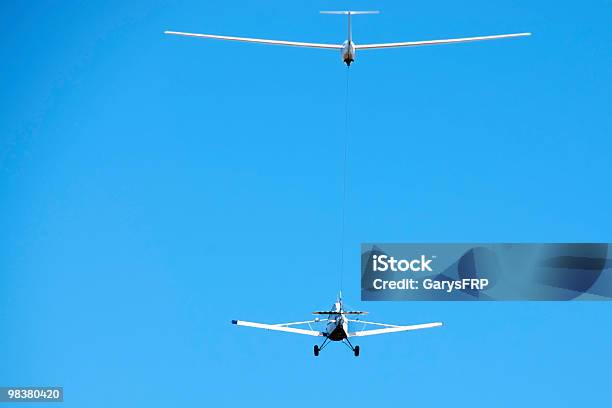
314, 337, 330, 357
314, 337, 359, 356
343, 337, 360, 357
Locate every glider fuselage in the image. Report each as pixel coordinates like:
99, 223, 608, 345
341, 40, 356, 66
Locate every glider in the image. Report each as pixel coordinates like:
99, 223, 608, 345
165, 10, 531, 66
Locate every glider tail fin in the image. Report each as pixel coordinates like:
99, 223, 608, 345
319, 10, 380, 14
320, 11, 380, 42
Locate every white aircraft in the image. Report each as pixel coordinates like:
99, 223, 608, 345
165, 10, 531, 66
232, 293, 442, 356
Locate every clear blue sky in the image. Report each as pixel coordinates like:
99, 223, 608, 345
1, 1, 611, 407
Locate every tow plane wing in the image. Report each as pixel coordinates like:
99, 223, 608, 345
348, 321, 443, 337
231, 319, 324, 337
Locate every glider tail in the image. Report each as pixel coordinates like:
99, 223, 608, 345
320, 10, 380, 42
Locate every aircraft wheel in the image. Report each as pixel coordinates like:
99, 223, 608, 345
314, 345, 320, 357
354, 346, 360, 357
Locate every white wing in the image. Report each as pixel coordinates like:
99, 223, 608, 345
165, 31, 342, 49
355, 32, 531, 49
349, 322, 443, 337
347, 319, 400, 328
232, 319, 324, 337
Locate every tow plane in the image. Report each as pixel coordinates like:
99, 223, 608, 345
165, 10, 531, 66
232, 293, 442, 356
